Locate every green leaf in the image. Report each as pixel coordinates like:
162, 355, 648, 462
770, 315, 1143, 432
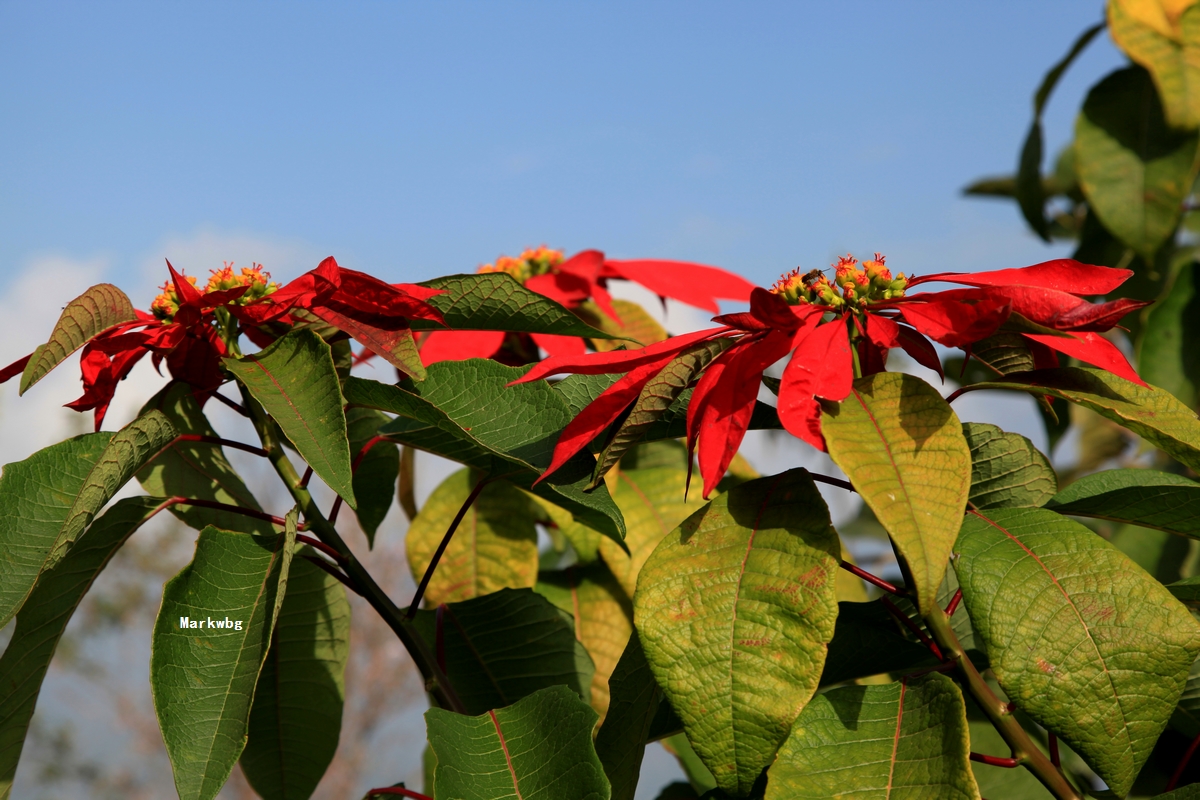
591, 340, 732, 488
345, 406, 399, 546
0, 410, 179, 627
662, 733, 718, 796
962, 422, 1057, 509
536, 564, 634, 721
1109, 0, 1200, 130
634, 469, 841, 795
579, 298, 669, 351
415, 272, 617, 339
406, 469, 540, 605
1167, 648, 1200, 738
1156, 785, 1200, 799
764, 673, 980, 800
0, 496, 162, 798
18, 283, 136, 395
151, 519, 296, 800
345, 361, 626, 543
411, 587, 594, 716
822, 372, 972, 615
953, 507, 1200, 796
137, 383, 273, 534
528, 492, 603, 563
1046, 468, 1200, 538
595, 632, 661, 800
1076, 66, 1200, 260
224, 328, 357, 509
426, 683, 610, 800
819, 600, 939, 687
961, 367, 1200, 473
1140, 260, 1200, 409
240, 553, 351, 800
1016, 22, 1104, 240
599, 453, 709, 597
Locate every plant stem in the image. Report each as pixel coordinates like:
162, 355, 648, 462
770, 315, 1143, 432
237, 383, 467, 714
176, 433, 269, 457
407, 476, 489, 619
1167, 730, 1200, 791
839, 560, 906, 596
847, 314, 863, 379
924, 606, 1082, 800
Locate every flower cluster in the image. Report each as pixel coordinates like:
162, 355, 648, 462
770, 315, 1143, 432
477, 247, 565, 284
150, 263, 278, 322
772, 254, 908, 308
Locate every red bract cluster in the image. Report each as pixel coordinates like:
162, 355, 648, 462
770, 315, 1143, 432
0, 257, 444, 429
418, 247, 756, 365
515, 256, 1149, 498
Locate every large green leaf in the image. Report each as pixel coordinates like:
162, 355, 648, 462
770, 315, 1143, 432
414, 272, 617, 339
0, 410, 179, 627
634, 469, 841, 796
151, 519, 296, 800
137, 383, 273, 534
590, 340, 732, 487
224, 328, 357, 509
344, 362, 626, 543
595, 633, 662, 800
961, 367, 1200, 473
1076, 66, 1200, 260
406, 469, 540, 605
0, 496, 162, 799
1156, 785, 1200, 799
962, 422, 1057, 510
240, 553, 351, 800
1109, 0, 1200, 130
1140, 260, 1200, 409
536, 564, 634, 721
764, 673, 980, 800
599, 451, 709, 598
822, 373, 971, 615
345, 406, 399, 546
426, 684, 610, 800
411, 587, 594, 717
819, 600, 939, 687
953, 507, 1200, 796
18, 283, 136, 394
1046, 468, 1200, 538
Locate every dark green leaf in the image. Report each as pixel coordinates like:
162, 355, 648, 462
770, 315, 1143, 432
819, 601, 939, 686
415, 272, 617, 339
635, 469, 841, 796
240, 553, 351, 800
1076, 66, 1200, 260
0, 497, 162, 796
595, 632, 661, 800
345, 406, 399, 546
1140, 260, 1200, 409
954, 507, 1200, 796
19, 283, 137, 395
764, 673, 979, 800
962, 422, 1057, 509
411, 587, 594, 716
151, 519, 296, 800
426, 684, 610, 800
1046, 468, 1200, 538
224, 328, 357, 509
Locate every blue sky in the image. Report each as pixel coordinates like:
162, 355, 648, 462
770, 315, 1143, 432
1, 1, 1123, 307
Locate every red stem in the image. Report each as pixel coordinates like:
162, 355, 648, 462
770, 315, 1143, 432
299, 466, 313, 489
1048, 732, 1060, 768
407, 477, 489, 619
297, 533, 347, 564
945, 386, 970, 403
435, 604, 448, 673
840, 561, 907, 597
329, 436, 388, 524
810, 473, 856, 493
209, 391, 250, 417
945, 588, 963, 616
364, 787, 431, 799
167, 497, 289, 527
300, 555, 363, 597
880, 596, 944, 661
1167, 731, 1200, 791
970, 753, 1020, 768
176, 433, 268, 457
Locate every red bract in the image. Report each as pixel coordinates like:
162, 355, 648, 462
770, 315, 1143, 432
1, 258, 444, 430
418, 246, 756, 365
515, 255, 1149, 499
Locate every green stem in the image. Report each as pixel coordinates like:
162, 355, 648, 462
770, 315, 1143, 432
237, 382, 467, 714
846, 313, 863, 379
924, 606, 1081, 800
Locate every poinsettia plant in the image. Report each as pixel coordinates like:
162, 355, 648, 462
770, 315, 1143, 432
5, 7, 1200, 799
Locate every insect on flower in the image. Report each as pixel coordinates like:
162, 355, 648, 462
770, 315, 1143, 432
513, 255, 1150, 498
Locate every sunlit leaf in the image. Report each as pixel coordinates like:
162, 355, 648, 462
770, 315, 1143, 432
1109, 0, 1200, 129
151, 519, 296, 800
954, 507, 1200, 796
765, 673, 980, 800
962, 422, 1057, 509
822, 373, 971, 615
225, 328, 357, 509
634, 469, 841, 795
577, 298, 669, 352
425, 684, 610, 800
18, 283, 136, 395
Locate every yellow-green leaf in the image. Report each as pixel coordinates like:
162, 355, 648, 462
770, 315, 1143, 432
634, 469, 841, 796
19, 283, 136, 395
1109, 0, 1200, 130
822, 373, 971, 615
